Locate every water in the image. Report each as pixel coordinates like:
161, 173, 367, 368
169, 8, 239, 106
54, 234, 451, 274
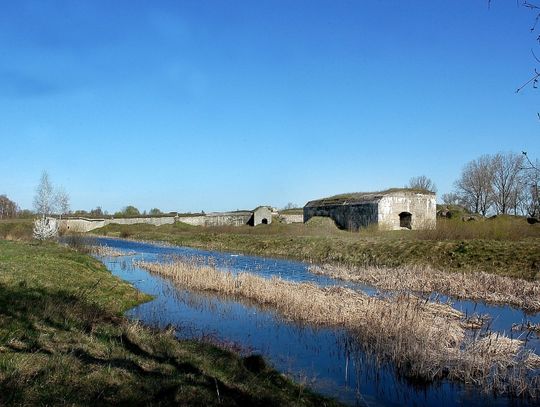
92, 237, 539, 406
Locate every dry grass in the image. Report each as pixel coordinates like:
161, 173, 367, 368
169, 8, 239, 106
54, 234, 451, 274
136, 259, 540, 398
90, 245, 134, 257
415, 216, 540, 241
309, 264, 540, 312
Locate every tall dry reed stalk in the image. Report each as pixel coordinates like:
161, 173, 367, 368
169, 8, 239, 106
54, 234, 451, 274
136, 259, 540, 398
308, 264, 540, 312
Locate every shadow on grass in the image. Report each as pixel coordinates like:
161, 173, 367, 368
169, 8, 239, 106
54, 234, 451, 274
0, 282, 336, 406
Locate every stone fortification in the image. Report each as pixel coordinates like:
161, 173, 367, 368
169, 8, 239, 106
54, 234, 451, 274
279, 213, 304, 224
59, 216, 175, 233
60, 206, 274, 232
304, 189, 436, 231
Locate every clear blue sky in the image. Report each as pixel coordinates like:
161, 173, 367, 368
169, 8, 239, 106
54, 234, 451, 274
1, 0, 539, 213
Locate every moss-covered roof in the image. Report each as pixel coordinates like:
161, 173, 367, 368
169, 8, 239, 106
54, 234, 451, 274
305, 188, 435, 207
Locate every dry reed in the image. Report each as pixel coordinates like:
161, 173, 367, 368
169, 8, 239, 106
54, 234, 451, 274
136, 259, 540, 398
90, 245, 134, 257
309, 264, 540, 312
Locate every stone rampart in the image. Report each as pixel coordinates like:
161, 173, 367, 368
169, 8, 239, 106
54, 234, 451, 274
60, 216, 175, 233
279, 214, 303, 224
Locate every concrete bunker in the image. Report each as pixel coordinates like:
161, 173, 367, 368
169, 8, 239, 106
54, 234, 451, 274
248, 206, 273, 226
303, 189, 436, 231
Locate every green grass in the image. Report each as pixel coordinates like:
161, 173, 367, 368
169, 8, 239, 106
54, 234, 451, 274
92, 216, 540, 280
0, 240, 339, 406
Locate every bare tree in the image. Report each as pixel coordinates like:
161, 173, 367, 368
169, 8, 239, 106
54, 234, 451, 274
33, 171, 70, 218
282, 202, 299, 210
0, 195, 18, 219
55, 187, 70, 219
33, 171, 56, 219
32, 171, 70, 240
454, 155, 494, 215
522, 152, 540, 217
441, 192, 461, 206
407, 175, 437, 193
491, 152, 525, 215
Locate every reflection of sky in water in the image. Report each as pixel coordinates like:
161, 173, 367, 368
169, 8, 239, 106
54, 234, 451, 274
95, 237, 538, 406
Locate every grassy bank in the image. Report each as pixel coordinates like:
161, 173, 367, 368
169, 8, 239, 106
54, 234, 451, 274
0, 240, 338, 406
0, 219, 33, 240
92, 216, 540, 280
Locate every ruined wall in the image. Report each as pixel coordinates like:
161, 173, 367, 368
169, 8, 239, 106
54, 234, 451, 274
378, 193, 436, 230
204, 213, 252, 227
303, 203, 378, 231
176, 216, 206, 226
59, 218, 107, 233
177, 213, 253, 227
60, 216, 175, 233
279, 214, 303, 224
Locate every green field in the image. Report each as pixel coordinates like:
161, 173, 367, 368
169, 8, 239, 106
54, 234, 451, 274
0, 239, 338, 406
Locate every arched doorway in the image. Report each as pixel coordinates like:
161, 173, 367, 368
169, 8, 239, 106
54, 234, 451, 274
261, 218, 268, 224
399, 212, 412, 229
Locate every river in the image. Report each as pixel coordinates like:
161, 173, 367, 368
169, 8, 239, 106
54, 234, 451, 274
91, 237, 539, 406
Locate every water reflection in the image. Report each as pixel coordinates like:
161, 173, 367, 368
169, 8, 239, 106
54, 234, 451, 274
94, 237, 537, 406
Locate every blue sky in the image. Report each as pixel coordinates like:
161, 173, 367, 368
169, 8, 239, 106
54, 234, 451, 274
1, 0, 539, 213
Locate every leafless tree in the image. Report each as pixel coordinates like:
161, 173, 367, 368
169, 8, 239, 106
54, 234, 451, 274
454, 155, 494, 215
516, 1, 540, 98
282, 202, 299, 210
55, 187, 70, 219
0, 195, 18, 219
33, 171, 56, 219
441, 192, 461, 206
491, 152, 525, 215
33, 171, 70, 218
407, 175, 437, 193
32, 171, 70, 240
522, 151, 540, 216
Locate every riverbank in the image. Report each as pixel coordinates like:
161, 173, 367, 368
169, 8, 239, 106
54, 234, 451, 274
90, 217, 540, 280
0, 240, 339, 406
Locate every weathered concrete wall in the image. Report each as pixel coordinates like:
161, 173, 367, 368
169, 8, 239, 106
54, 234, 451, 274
111, 217, 175, 227
61, 207, 275, 232
60, 216, 175, 233
204, 213, 252, 227
378, 193, 436, 230
280, 214, 303, 224
175, 216, 206, 226
304, 203, 379, 231
59, 218, 107, 233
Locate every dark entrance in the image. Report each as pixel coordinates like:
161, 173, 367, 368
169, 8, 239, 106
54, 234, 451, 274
399, 212, 412, 229
261, 218, 268, 224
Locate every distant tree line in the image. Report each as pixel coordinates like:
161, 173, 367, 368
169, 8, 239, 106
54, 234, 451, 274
0, 195, 18, 219
442, 152, 539, 217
